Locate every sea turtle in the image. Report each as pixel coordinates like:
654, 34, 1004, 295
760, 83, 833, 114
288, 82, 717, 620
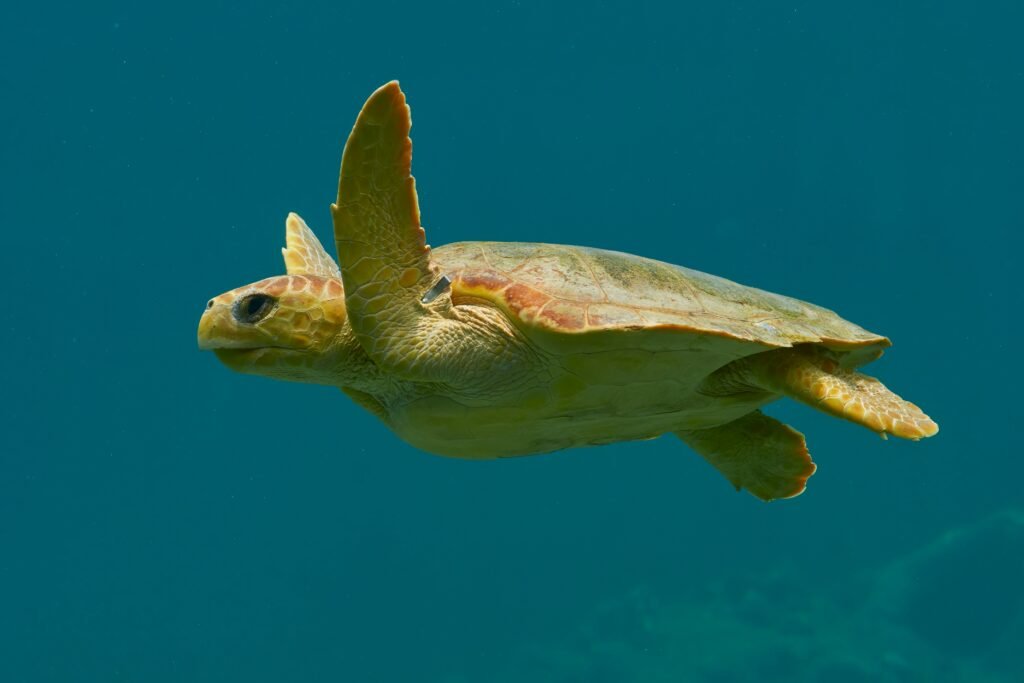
197, 81, 937, 501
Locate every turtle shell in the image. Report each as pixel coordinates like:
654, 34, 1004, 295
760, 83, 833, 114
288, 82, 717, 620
435, 241, 889, 363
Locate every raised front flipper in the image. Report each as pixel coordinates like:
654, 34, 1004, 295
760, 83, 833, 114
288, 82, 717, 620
282, 213, 341, 278
331, 81, 445, 374
328, 82, 524, 389
677, 411, 816, 502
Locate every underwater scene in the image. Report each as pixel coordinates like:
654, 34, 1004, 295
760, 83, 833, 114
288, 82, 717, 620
3, 2, 1021, 681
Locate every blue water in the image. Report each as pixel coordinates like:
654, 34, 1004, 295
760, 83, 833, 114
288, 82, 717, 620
3, 2, 1021, 681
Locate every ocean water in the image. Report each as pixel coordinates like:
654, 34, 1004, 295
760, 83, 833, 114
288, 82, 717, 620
3, 2, 1021, 681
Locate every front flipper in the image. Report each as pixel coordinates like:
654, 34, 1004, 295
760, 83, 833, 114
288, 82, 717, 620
331, 81, 446, 373
282, 213, 341, 277
677, 411, 816, 502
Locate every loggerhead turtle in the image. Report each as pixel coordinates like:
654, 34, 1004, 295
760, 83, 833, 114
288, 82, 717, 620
197, 81, 937, 501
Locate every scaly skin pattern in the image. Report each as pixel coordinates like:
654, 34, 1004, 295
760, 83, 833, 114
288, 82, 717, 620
199, 274, 352, 383
331, 81, 444, 378
754, 347, 939, 440
282, 212, 340, 278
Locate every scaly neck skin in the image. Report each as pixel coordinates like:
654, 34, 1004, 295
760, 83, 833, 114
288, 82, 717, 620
331, 304, 546, 415
323, 322, 414, 405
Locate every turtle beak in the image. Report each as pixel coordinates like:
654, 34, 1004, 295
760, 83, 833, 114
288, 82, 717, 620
197, 300, 225, 350
198, 297, 250, 351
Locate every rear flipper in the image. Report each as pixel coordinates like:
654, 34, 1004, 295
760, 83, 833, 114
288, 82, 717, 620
706, 346, 939, 441
677, 411, 816, 502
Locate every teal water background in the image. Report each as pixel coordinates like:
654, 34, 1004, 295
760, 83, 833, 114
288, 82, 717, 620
3, 2, 1022, 681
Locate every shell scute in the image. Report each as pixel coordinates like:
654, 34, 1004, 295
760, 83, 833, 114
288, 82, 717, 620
502, 283, 548, 324
540, 299, 587, 330
514, 251, 606, 302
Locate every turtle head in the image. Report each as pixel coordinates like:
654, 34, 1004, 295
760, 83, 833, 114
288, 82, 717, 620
197, 213, 360, 385
198, 273, 352, 383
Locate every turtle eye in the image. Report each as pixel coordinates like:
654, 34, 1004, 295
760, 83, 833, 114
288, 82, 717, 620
233, 293, 277, 324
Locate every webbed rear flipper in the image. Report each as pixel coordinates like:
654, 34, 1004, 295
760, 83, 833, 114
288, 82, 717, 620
677, 411, 816, 502
717, 347, 940, 440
